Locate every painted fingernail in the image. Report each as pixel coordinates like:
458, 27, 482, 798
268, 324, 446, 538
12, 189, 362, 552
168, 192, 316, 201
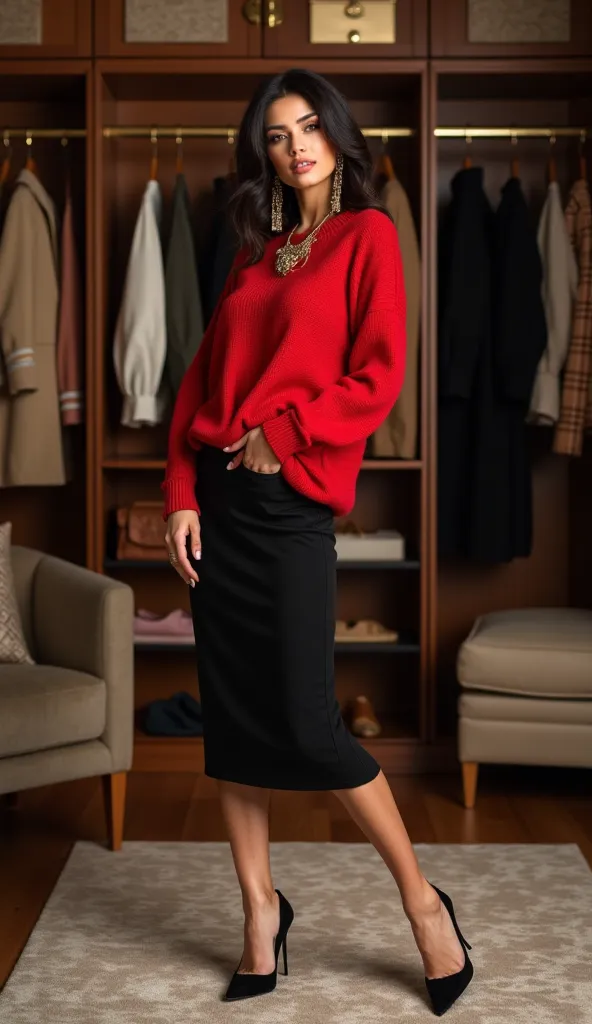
226, 461, 233, 469
189, 579, 195, 588
195, 550, 201, 560
223, 446, 229, 451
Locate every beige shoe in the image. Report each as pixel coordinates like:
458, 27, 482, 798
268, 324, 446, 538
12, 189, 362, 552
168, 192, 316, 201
335, 618, 398, 643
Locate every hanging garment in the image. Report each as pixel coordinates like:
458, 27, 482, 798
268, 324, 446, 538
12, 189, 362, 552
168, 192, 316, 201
202, 174, 240, 324
437, 167, 494, 559
0, 169, 66, 486
553, 178, 592, 455
164, 173, 204, 397
113, 179, 166, 428
56, 173, 84, 425
529, 180, 578, 425
478, 175, 547, 561
371, 176, 421, 459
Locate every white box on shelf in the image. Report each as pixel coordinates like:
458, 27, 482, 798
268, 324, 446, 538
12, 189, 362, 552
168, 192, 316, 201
335, 530, 406, 562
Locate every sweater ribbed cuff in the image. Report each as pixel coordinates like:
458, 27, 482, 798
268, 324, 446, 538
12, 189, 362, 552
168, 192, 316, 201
161, 476, 200, 521
261, 410, 307, 463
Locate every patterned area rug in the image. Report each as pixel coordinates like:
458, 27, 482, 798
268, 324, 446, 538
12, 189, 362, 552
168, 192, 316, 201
1, 842, 591, 1023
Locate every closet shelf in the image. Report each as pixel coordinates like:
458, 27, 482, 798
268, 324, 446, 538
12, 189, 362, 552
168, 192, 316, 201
134, 634, 419, 654
106, 557, 420, 571
102, 457, 422, 470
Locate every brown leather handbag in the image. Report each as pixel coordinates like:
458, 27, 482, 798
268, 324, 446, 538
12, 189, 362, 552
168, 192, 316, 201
116, 501, 168, 561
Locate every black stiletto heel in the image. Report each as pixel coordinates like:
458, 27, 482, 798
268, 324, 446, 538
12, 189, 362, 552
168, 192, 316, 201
424, 882, 474, 1016
224, 889, 294, 1001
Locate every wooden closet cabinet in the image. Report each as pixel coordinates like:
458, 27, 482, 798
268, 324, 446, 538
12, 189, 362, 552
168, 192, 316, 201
262, 0, 428, 59
94, 0, 428, 59
431, 0, 592, 58
94, 0, 261, 57
0, 0, 91, 57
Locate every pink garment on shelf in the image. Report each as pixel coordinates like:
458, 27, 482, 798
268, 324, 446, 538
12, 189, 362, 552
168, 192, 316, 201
134, 608, 194, 636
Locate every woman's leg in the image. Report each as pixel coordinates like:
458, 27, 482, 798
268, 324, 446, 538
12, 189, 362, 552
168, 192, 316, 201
217, 779, 280, 975
332, 770, 466, 979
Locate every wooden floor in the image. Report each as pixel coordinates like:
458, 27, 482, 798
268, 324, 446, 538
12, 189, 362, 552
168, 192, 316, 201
1, 763, 591, 991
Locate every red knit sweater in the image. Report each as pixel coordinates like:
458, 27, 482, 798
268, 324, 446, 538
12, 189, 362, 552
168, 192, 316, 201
161, 207, 406, 519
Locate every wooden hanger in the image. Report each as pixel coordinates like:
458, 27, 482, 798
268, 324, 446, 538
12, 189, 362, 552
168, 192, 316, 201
25, 132, 38, 177
547, 134, 557, 184
463, 130, 472, 169
374, 131, 395, 181
510, 133, 519, 178
175, 133, 183, 175
149, 130, 158, 182
0, 131, 11, 185
227, 129, 236, 177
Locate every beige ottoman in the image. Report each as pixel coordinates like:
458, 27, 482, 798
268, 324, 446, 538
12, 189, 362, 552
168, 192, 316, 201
457, 608, 592, 808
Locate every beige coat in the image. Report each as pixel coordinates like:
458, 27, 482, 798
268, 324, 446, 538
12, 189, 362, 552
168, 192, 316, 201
370, 178, 421, 459
0, 169, 65, 486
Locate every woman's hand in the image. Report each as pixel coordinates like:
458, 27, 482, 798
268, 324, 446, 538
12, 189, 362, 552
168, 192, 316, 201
223, 426, 281, 474
164, 510, 201, 586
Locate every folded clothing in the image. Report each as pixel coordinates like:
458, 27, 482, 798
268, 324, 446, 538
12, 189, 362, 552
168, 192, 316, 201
140, 691, 203, 737
134, 608, 194, 637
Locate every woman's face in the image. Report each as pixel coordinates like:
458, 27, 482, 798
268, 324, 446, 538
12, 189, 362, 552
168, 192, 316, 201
264, 92, 337, 191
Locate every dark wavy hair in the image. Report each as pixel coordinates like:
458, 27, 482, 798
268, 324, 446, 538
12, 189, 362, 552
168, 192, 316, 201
227, 67, 392, 265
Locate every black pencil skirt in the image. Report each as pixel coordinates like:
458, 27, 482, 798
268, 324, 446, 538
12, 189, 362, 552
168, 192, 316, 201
186, 443, 381, 791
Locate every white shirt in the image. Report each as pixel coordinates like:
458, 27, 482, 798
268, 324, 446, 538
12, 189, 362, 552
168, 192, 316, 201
113, 180, 167, 427
529, 182, 578, 425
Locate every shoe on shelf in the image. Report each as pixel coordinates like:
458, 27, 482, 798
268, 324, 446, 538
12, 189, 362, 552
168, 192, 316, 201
424, 882, 474, 1016
224, 889, 294, 1002
350, 694, 382, 737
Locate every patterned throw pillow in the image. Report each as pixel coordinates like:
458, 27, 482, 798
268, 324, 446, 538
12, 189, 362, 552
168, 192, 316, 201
0, 521, 34, 664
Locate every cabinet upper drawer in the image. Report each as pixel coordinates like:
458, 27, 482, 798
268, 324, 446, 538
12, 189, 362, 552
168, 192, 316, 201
265, 0, 427, 57
310, 1, 396, 46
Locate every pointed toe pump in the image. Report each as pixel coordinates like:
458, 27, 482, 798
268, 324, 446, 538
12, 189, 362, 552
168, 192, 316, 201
424, 883, 474, 1017
224, 889, 294, 1002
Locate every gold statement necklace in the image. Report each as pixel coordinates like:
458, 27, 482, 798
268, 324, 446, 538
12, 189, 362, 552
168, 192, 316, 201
274, 210, 335, 276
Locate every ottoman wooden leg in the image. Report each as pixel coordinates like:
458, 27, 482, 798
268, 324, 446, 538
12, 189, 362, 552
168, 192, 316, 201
461, 762, 478, 809
101, 772, 127, 851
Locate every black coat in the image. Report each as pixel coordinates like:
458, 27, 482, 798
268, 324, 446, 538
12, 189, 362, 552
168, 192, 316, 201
438, 170, 547, 563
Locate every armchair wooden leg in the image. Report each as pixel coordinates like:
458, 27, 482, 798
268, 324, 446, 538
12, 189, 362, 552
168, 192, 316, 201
101, 772, 127, 851
461, 762, 478, 809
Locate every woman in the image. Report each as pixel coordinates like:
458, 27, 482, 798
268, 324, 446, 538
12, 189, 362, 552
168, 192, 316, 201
162, 68, 473, 1015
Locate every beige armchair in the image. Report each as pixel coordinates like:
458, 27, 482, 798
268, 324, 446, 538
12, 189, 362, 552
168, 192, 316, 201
0, 545, 134, 850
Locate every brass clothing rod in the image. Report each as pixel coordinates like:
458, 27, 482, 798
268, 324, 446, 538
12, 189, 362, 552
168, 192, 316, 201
1, 128, 86, 138
103, 125, 415, 139
435, 127, 589, 138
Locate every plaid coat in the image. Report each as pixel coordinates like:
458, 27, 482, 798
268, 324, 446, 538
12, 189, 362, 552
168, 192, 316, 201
553, 179, 592, 456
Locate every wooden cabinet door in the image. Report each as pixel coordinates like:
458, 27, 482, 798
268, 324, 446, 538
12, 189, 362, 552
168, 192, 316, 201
95, 0, 260, 57
431, 0, 592, 57
263, 0, 428, 58
0, 0, 91, 57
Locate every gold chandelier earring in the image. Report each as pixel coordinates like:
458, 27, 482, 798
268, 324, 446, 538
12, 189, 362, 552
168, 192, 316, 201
271, 174, 284, 232
330, 152, 344, 214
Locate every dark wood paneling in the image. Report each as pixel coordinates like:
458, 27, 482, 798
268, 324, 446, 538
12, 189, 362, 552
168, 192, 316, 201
431, 0, 592, 58
0, 0, 91, 58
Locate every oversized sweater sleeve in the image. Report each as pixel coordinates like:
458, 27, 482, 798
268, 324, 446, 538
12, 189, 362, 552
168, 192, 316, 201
260, 214, 406, 463
160, 244, 247, 519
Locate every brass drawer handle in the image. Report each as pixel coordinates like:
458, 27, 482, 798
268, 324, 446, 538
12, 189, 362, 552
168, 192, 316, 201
348, 29, 361, 41
267, 0, 284, 27
242, 0, 261, 25
345, 2, 364, 16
